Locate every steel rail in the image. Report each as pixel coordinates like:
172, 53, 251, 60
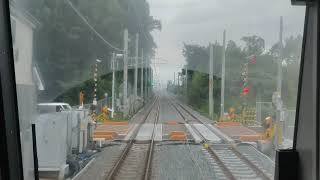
170, 101, 237, 180
105, 97, 159, 180
144, 100, 160, 180
172, 99, 271, 180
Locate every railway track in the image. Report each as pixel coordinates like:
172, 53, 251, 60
170, 99, 272, 180
106, 97, 160, 180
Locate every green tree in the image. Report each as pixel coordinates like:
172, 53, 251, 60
268, 35, 302, 60
241, 35, 265, 55
182, 44, 222, 118
268, 35, 302, 108
283, 35, 303, 61
226, 40, 243, 57
182, 44, 209, 71
21, 0, 160, 103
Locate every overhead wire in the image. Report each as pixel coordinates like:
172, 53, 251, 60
65, 0, 124, 52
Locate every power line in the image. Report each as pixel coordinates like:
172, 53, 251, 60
66, 0, 123, 52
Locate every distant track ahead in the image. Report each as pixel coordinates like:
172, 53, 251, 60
106, 97, 160, 180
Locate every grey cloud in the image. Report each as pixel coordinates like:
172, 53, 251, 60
148, 0, 199, 9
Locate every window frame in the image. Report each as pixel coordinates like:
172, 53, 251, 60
0, 0, 24, 179
0, 0, 317, 180
292, 1, 320, 179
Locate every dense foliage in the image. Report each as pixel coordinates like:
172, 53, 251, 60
175, 35, 302, 118
20, 0, 160, 103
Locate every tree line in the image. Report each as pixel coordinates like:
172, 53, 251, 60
19, 0, 160, 104
170, 35, 302, 119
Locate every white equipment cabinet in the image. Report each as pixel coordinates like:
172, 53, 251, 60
35, 112, 69, 179
67, 109, 90, 154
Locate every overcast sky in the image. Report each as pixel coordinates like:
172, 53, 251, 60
147, 0, 305, 88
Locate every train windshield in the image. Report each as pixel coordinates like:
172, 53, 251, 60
9, 0, 305, 179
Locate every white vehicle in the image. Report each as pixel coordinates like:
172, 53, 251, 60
37, 103, 72, 114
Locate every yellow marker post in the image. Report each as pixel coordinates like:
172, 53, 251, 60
203, 143, 209, 149
96, 106, 111, 123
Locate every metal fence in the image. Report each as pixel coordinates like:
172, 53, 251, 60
73, 95, 144, 118
74, 97, 112, 114
256, 102, 274, 125
283, 109, 296, 140
256, 102, 296, 140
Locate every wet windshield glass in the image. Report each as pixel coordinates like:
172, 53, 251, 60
9, 0, 305, 179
